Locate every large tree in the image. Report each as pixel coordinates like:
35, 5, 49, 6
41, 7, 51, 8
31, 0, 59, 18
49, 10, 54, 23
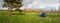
4, 0, 23, 12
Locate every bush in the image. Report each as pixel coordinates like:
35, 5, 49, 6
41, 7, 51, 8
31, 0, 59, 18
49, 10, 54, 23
15, 8, 22, 12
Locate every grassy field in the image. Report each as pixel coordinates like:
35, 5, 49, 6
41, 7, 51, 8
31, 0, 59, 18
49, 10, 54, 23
0, 11, 60, 23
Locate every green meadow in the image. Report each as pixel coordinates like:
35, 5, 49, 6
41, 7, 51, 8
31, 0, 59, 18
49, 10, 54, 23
0, 11, 60, 23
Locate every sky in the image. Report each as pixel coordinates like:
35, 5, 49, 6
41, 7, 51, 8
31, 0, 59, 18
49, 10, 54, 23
20, 0, 59, 11
0, 0, 4, 8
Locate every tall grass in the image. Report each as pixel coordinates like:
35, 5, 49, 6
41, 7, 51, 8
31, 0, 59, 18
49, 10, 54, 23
0, 11, 60, 23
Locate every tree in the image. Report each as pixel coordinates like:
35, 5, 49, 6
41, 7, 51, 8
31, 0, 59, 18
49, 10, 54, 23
4, 0, 23, 12
3, 0, 23, 15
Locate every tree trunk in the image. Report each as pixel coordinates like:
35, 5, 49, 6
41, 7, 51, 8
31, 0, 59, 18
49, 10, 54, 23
8, 4, 13, 15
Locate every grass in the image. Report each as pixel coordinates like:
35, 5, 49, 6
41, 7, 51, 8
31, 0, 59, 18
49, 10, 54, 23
0, 11, 60, 23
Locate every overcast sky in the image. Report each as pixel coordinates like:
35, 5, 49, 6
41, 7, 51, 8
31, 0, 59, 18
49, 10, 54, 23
0, 0, 4, 8
20, 0, 59, 10
22, 0, 59, 5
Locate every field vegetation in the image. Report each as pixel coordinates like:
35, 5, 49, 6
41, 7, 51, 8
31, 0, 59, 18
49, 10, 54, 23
0, 11, 60, 23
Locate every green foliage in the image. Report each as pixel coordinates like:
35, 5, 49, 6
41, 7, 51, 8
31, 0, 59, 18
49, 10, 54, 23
15, 8, 22, 12
4, 0, 23, 8
0, 11, 60, 23
4, 0, 22, 3
3, 0, 23, 12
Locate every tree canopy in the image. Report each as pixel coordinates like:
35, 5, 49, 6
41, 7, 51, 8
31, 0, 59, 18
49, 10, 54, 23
4, 0, 23, 8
